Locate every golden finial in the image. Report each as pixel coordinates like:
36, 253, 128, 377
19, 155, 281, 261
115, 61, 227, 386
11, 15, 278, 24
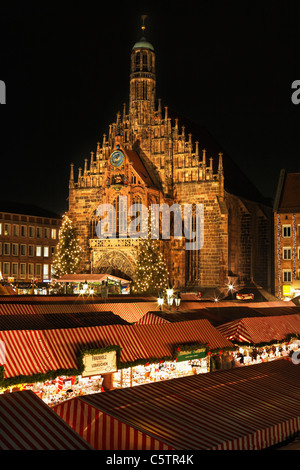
141, 14, 147, 31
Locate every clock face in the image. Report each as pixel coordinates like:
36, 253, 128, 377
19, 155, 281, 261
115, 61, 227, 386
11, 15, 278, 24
110, 150, 124, 167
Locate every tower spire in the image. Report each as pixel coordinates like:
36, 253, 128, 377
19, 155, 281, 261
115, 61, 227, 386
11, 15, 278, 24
129, 15, 155, 127
141, 14, 147, 32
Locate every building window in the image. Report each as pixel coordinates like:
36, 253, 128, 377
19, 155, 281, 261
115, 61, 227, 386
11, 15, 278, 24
36, 227, 42, 238
282, 225, 291, 238
3, 243, 10, 255
3, 262, 10, 276
21, 225, 27, 237
12, 244, 18, 256
20, 244, 26, 256
28, 245, 34, 257
0, 242, 1, 255
43, 264, 49, 279
51, 246, 56, 256
44, 246, 49, 257
283, 270, 292, 282
13, 225, 19, 237
4, 224, 11, 236
283, 247, 292, 260
28, 263, 34, 278
20, 263, 26, 278
51, 229, 57, 239
44, 228, 49, 238
29, 226, 34, 238
12, 263, 18, 277
36, 246, 42, 257
36, 264, 42, 278
0, 223, 2, 235
298, 247, 300, 260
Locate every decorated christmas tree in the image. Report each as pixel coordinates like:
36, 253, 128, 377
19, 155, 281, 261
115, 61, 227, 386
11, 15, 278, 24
52, 214, 83, 279
132, 229, 169, 296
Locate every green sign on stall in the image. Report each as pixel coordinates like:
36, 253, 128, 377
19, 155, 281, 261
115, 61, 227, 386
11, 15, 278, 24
176, 347, 207, 362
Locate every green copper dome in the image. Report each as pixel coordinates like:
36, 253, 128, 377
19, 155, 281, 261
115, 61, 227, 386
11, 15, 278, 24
132, 36, 154, 51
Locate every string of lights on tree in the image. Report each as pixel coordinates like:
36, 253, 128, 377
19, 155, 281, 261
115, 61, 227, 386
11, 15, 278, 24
132, 213, 169, 295
52, 214, 83, 278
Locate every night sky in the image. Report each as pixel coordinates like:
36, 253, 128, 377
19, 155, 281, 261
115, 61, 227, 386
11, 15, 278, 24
0, 0, 299, 216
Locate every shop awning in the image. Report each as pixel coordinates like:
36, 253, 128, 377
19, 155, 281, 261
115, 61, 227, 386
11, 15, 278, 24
0, 311, 130, 330
56, 274, 131, 284
0, 319, 233, 383
136, 306, 300, 327
0, 301, 161, 324
53, 359, 300, 450
217, 313, 300, 344
0, 390, 93, 450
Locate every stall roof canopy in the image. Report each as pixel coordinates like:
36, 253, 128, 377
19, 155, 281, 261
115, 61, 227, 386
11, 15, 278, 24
57, 274, 131, 284
217, 314, 300, 344
0, 390, 92, 450
53, 360, 300, 450
136, 306, 300, 327
0, 320, 233, 382
0, 311, 130, 330
0, 300, 161, 324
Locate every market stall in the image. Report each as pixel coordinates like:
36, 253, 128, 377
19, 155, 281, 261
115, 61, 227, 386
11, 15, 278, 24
217, 313, 300, 366
53, 360, 300, 451
56, 273, 131, 295
0, 390, 93, 450
0, 320, 234, 405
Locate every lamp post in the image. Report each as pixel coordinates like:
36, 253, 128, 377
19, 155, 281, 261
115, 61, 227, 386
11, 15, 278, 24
166, 287, 174, 311
174, 293, 181, 310
157, 296, 164, 310
228, 283, 234, 300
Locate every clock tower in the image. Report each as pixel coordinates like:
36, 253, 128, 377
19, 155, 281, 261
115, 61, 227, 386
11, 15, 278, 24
129, 16, 156, 128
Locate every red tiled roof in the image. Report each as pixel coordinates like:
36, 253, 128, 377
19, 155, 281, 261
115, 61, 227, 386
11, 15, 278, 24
125, 149, 157, 188
277, 172, 300, 212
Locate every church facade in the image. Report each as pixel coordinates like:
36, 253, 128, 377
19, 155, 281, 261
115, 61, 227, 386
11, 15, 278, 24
68, 26, 273, 294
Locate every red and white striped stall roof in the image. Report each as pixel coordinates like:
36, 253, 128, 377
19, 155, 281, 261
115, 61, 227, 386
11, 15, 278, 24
0, 320, 233, 381
135, 312, 170, 325
217, 314, 300, 344
0, 390, 93, 450
0, 301, 161, 324
53, 359, 300, 450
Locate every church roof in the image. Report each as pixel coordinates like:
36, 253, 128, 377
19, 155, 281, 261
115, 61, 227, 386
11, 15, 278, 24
126, 149, 157, 189
167, 108, 271, 206
273, 170, 300, 213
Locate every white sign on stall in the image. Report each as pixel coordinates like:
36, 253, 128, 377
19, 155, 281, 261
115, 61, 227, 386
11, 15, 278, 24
82, 350, 117, 377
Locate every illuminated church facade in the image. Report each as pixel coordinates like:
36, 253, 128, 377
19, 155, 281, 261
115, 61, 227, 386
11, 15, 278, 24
68, 22, 273, 294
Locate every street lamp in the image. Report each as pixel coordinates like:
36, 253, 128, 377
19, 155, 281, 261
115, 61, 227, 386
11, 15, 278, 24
157, 296, 164, 310
167, 296, 173, 310
166, 287, 174, 311
174, 293, 181, 310
83, 280, 89, 292
228, 283, 234, 300
166, 287, 174, 298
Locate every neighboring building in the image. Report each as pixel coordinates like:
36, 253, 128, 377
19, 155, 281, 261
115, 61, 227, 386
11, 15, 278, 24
68, 22, 273, 294
274, 170, 300, 299
0, 202, 61, 284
